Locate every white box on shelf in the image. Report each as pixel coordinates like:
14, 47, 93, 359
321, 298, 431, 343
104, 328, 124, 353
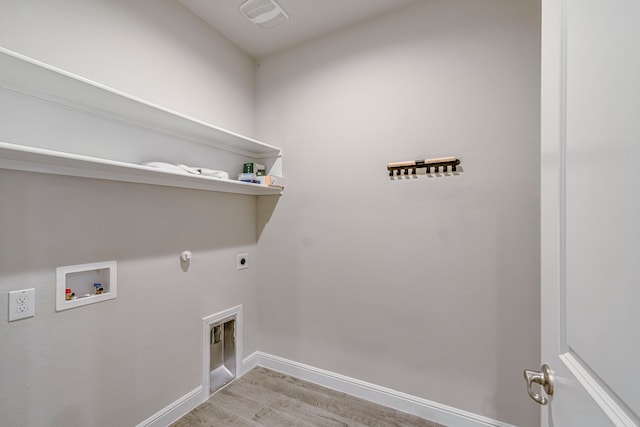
56, 260, 117, 311
257, 175, 285, 188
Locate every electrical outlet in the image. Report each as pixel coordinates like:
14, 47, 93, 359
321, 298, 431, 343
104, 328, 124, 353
9, 288, 35, 321
237, 253, 249, 270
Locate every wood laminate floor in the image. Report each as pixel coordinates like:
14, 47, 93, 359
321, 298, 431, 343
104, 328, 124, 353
171, 367, 445, 427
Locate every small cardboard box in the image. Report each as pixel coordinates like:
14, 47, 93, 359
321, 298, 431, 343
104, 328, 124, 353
257, 175, 286, 188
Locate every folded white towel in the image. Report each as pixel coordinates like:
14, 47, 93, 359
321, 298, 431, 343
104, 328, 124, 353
196, 168, 229, 179
177, 164, 202, 175
142, 162, 190, 174
141, 162, 229, 179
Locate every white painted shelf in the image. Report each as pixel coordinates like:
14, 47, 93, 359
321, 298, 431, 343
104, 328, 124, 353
0, 47, 280, 158
0, 142, 282, 195
0, 47, 284, 195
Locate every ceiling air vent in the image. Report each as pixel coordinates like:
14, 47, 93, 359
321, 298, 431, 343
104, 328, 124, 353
239, 0, 289, 29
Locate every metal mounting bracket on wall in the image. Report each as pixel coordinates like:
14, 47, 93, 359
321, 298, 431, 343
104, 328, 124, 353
387, 156, 460, 176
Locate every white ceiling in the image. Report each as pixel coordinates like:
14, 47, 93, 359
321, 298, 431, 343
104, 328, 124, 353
178, 0, 415, 58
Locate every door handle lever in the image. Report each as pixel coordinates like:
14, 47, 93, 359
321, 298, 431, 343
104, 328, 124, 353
524, 364, 554, 405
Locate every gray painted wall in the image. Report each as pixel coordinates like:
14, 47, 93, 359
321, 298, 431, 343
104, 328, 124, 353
0, 0, 256, 136
0, 0, 541, 426
0, 1, 260, 426
0, 172, 260, 426
255, 1, 541, 426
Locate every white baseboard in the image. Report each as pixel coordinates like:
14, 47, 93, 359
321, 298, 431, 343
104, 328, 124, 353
244, 351, 516, 427
140, 351, 517, 427
240, 349, 260, 376
135, 386, 206, 427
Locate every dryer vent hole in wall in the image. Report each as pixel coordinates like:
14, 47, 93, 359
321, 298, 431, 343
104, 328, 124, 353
209, 319, 237, 393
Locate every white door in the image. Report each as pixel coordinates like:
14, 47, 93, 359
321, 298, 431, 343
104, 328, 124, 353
539, 0, 640, 426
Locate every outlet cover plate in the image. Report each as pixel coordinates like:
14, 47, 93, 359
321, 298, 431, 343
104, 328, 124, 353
9, 288, 35, 321
237, 253, 249, 270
